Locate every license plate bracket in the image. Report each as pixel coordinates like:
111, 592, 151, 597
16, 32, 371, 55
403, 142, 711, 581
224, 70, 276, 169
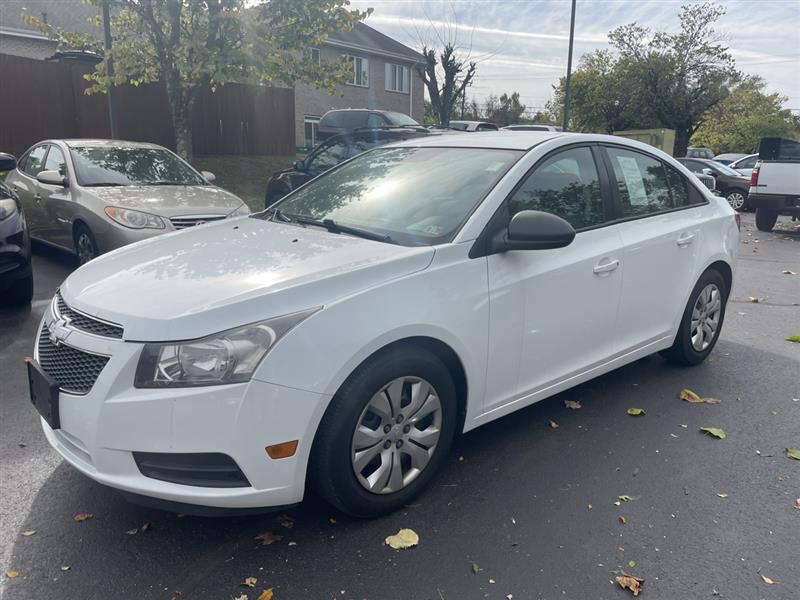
26, 358, 60, 429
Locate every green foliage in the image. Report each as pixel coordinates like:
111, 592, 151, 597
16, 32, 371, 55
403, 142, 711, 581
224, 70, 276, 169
691, 77, 796, 153
484, 92, 526, 127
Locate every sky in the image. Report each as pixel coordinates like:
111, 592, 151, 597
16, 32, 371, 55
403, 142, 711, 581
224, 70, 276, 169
348, 0, 800, 116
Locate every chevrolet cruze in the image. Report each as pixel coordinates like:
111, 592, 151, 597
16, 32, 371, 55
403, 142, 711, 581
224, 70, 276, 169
28, 132, 738, 517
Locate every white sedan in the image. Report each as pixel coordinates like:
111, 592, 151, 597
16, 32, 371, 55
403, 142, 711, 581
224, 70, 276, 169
29, 132, 738, 517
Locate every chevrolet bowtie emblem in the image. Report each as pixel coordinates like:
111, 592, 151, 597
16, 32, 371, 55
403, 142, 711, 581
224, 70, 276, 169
48, 317, 71, 346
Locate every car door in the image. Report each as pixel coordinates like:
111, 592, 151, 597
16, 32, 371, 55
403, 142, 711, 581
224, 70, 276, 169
602, 145, 705, 351
39, 144, 73, 248
484, 145, 625, 412
9, 144, 49, 238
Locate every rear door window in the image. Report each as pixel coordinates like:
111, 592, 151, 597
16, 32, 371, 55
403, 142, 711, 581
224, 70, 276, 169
23, 145, 48, 177
605, 147, 673, 217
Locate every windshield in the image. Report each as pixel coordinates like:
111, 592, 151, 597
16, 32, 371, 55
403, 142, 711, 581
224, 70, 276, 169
708, 161, 742, 176
384, 111, 420, 127
70, 146, 206, 186
448, 122, 470, 130
267, 146, 522, 245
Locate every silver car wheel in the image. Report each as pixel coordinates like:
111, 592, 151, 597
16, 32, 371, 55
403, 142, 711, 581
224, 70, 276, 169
690, 283, 722, 352
76, 232, 96, 265
726, 191, 746, 210
351, 376, 442, 495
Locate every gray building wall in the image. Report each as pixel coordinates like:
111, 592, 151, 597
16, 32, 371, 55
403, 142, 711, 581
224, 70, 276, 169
294, 44, 424, 149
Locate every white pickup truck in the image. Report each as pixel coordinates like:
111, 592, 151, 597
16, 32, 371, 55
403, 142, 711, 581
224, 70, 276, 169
749, 137, 800, 231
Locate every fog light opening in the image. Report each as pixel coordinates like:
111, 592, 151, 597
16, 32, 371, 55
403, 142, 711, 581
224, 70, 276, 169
266, 440, 299, 459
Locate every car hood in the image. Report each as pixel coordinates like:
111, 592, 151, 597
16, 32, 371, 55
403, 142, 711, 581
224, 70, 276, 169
60, 217, 435, 340
83, 184, 244, 217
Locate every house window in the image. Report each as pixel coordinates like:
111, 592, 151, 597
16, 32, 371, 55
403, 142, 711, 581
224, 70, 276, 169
346, 55, 369, 87
310, 47, 321, 65
304, 116, 320, 149
385, 63, 410, 93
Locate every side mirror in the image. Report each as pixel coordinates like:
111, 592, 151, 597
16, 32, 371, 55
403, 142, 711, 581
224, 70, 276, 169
0, 153, 17, 172
494, 210, 576, 252
293, 159, 306, 172
201, 170, 216, 183
702, 168, 716, 177
37, 170, 68, 187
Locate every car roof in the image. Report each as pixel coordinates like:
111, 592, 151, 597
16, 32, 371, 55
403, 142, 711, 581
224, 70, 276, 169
390, 130, 565, 150
60, 139, 168, 150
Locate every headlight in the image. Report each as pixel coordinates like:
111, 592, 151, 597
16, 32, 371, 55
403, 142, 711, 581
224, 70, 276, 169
229, 203, 250, 217
134, 307, 320, 388
0, 198, 18, 221
105, 206, 165, 229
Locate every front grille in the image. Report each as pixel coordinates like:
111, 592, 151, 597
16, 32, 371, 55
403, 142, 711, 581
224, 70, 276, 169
170, 214, 226, 229
37, 327, 110, 395
56, 293, 123, 339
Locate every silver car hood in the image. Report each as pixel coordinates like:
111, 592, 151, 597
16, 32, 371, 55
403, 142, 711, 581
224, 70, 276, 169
85, 184, 244, 216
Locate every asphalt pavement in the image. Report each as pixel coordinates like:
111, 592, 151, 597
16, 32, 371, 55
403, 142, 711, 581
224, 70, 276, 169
1, 213, 798, 600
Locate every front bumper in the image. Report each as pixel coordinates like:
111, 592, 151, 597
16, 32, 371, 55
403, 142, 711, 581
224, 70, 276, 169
747, 193, 800, 215
35, 308, 331, 510
0, 212, 31, 290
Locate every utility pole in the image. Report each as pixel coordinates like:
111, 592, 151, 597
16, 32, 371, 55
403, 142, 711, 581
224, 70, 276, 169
562, 0, 577, 132
102, 0, 119, 139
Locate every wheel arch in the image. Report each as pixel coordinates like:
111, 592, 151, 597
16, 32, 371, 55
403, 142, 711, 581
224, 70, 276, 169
706, 259, 732, 297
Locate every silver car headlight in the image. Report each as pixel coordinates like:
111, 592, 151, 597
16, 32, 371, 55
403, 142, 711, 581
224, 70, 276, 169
134, 308, 320, 388
105, 206, 166, 229
0, 198, 18, 221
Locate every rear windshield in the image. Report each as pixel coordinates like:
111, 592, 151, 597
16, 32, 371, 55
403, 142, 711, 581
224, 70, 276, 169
383, 111, 419, 126
759, 138, 800, 161
320, 111, 368, 129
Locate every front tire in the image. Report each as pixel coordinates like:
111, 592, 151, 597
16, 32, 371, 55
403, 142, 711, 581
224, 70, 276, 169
755, 208, 778, 232
73, 224, 99, 265
661, 269, 728, 366
310, 346, 458, 518
0, 268, 33, 306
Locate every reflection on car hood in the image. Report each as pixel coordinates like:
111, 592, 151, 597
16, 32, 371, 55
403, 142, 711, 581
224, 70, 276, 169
85, 184, 244, 216
61, 217, 435, 340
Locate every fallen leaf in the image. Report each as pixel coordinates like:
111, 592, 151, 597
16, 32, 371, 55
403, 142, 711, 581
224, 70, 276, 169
73, 513, 93, 522
5, 571, 19, 579
471, 562, 480, 575
489, 579, 496, 584
717, 493, 729, 498
628, 560, 636, 568
233, 595, 248, 600
385, 528, 419, 550
587, 503, 593, 510
782, 270, 798, 275
679, 389, 721, 404
548, 419, 559, 429
256, 590, 274, 600
20, 531, 36, 537
618, 495, 633, 503
627, 408, 646, 416
615, 571, 645, 596
277, 514, 294, 529
700, 427, 726, 439
748, 296, 760, 303
786, 335, 800, 343
564, 400, 581, 410
140, 522, 152, 533
618, 516, 626, 524
785, 448, 800, 460
125, 528, 138, 535
242, 577, 257, 588
793, 498, 800, 510
60, 566, 70, 571
254, 532, 283, 546
328, 517, 337, 524
760, 574, 775, 585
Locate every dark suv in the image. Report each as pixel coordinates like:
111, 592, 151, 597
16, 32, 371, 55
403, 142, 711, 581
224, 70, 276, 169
0, 153, 33, 305
317, 109, 425, 141
265, 128, 431, 206
677, 158, 752, 211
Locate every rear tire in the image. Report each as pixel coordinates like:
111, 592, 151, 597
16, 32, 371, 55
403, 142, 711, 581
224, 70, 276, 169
73, 224, 99, 265
661, 269, 728, 366
755, 208, 778, 232
310, 346, 457, 518
725, 189, 747, 211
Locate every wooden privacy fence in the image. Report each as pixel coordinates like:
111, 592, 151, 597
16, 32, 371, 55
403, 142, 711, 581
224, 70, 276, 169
0, 54, 295, 157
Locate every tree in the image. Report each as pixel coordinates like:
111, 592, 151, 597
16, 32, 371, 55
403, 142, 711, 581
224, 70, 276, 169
691, 77, 796, 153
609, 2, 740, 155
417, 43, 477, 126
484, 92, 526, 127
24, 0, 370, 161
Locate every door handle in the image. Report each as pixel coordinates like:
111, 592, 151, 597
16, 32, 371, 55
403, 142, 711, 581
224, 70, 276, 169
676, 233, 695, 247
34, 194, 42, 201
593, 258, 620, 274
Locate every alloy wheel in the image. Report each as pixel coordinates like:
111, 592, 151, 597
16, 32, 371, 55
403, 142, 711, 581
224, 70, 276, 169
76, 233, 96, 264
726, 191, 745, 210
351, 376, 442, 495
690, 283, 722, 351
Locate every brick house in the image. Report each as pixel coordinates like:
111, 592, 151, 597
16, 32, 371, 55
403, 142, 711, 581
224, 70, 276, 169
295, 22, 425, 150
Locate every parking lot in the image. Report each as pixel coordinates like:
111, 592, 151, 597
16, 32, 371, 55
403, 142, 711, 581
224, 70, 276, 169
0, 212, 797, 600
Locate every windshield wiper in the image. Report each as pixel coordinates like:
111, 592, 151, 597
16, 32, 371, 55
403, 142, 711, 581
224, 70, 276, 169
293, 216, 393, 243
82, 182, 129, 187
269, 208, 295, 223
148, 180, 188, 186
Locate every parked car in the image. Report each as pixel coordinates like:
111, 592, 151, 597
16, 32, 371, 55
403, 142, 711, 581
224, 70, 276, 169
749, 137, 800, 231
448, 120, 499, 132
713, 152, 748, 165
317, 109, 425, 141
0, 153, 33, 305
502, 124, 563, 132
265, 128, 431, 206
684, 147, 715, 159
729, 153, 759, 178
676, 157, 752, 210
29, 132, 737, 517
4, 140, 249, 264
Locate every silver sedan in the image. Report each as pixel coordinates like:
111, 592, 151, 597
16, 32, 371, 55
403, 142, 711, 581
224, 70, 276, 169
4, 139, 249, 264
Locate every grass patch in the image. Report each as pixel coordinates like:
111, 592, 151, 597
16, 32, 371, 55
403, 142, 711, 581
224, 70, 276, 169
193, 154, 300, 212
